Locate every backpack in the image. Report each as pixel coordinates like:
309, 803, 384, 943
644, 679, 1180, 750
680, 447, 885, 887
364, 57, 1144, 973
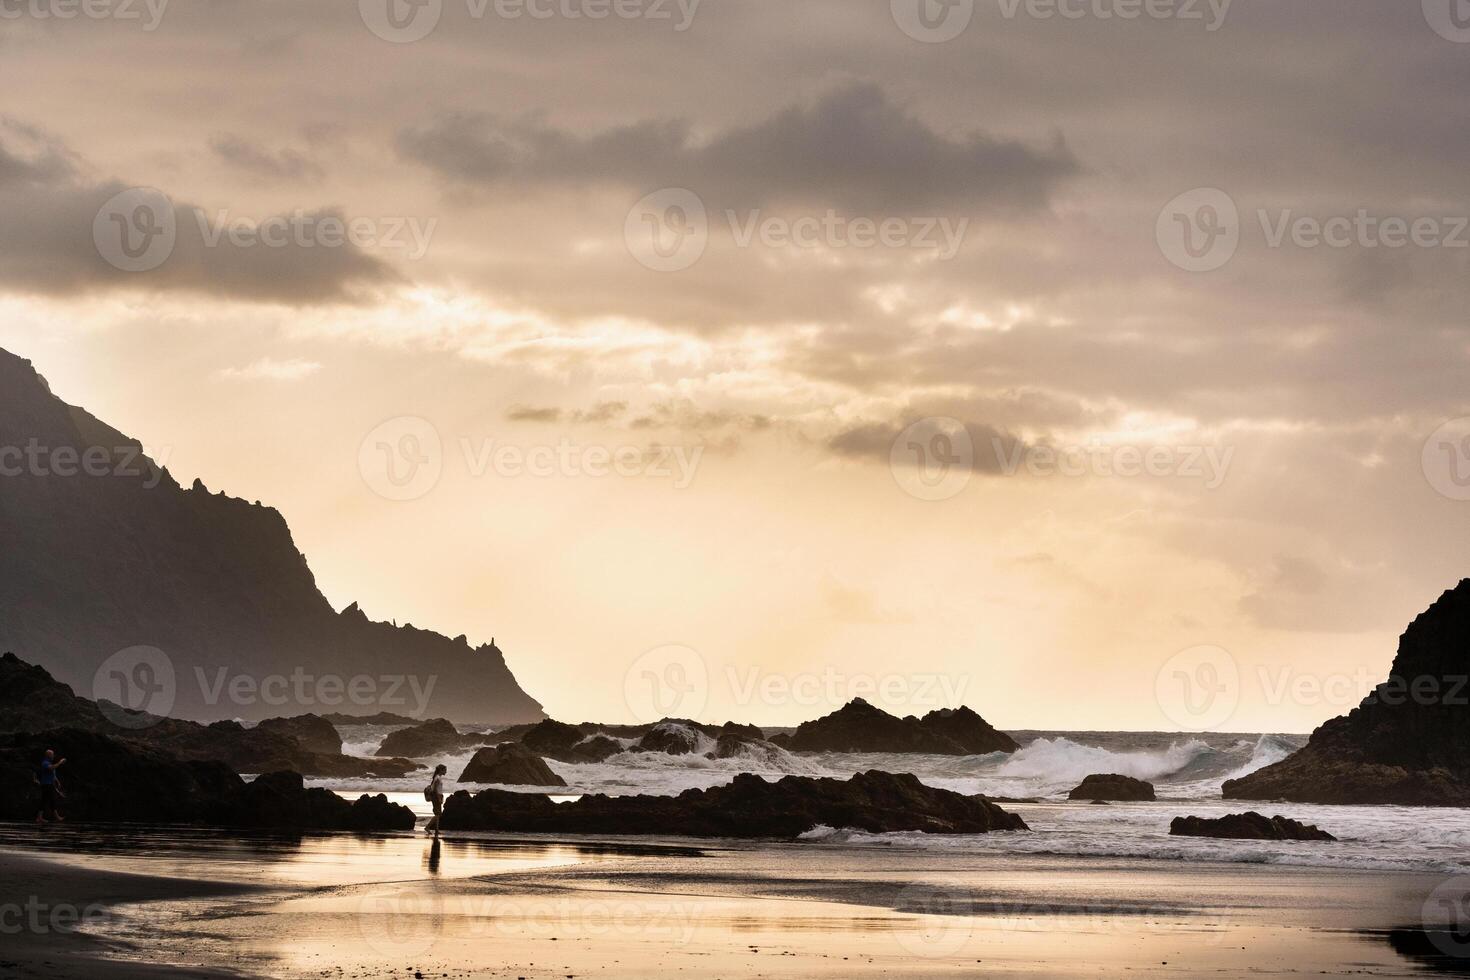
423, 780, 435, 801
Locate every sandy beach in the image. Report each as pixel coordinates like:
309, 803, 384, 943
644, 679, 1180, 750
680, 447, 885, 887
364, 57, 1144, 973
3, 823, 1468, 979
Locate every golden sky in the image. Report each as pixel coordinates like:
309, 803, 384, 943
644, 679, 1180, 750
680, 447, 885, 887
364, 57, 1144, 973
3, 0, 1469, 732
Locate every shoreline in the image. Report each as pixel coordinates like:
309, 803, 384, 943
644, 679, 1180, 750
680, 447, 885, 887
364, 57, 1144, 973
2, 825, 1468, 979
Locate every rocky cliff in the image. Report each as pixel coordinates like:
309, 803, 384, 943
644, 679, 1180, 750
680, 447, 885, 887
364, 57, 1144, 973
1223, 580, 1470, 806
0, 347, 544, 725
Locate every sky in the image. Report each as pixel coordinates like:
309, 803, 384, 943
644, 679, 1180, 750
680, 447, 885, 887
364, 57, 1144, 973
2, 0, 1469, 733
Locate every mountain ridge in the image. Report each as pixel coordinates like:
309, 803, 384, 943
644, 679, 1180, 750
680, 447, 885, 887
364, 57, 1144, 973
0, 346, 545, 725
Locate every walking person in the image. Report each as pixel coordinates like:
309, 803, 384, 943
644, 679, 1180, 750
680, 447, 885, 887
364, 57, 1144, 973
425, 764, 448, 837
34, 749, 65, 824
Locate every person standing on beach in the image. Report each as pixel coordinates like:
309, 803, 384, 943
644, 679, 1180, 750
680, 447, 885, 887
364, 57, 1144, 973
34, 749, 65, 824
426, 764, 448, 837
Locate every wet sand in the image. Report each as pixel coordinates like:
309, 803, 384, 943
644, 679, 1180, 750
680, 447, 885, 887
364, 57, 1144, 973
2, 825, 1468, 978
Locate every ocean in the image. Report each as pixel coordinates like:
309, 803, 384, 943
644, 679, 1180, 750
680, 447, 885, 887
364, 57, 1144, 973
315, 725, 1470, 875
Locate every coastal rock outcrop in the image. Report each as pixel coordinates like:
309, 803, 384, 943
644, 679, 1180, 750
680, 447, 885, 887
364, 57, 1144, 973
1169, 812, 1336, 841
774, 699, 1018, 755
459, 743, 566, 786
442, 770, 1028, 838
0, 654, 417, 779
0, 729, 414, 830
1223, 581, 1470, 806
517, 720, 624, 763
374, 718, 500, 758
255, 714, 343, 756
1067, 774, 1156, 802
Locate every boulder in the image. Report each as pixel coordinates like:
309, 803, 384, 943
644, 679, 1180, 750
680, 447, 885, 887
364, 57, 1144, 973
1223, 581, 1470, 806
374, 718, 498, 758
0, 728, 242, 824
460, 743, 566, 786
0, 730, 414, 830
633, 723, 703, 755
519, 719, 593, 761
442, 769, 1028, 838
1169, 812, 1336, 841
1067, 774, 1156, 802
227, 770, 415, 830
567, 735, 624, 763
781, 698, 1017, 755
256, 715, 343, 755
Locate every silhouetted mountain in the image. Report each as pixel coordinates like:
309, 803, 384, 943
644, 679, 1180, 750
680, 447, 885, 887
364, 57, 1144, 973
1224, 580, 1470, 805
0, 347, 544, 725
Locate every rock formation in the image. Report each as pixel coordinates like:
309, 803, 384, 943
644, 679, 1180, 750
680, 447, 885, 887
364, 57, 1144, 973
1067, 774, 1156, 802
773, 699, 1018, 755
442, 770, 1028, 838
1224, 581, 1470, 806
1169, 812, 1336, 841
373, 718, 501, 758
0, 346, 544, 725
459, 743, 566, 786
0, 729, 414, 830
256, 715, 343, 756
0, 653, 416, 778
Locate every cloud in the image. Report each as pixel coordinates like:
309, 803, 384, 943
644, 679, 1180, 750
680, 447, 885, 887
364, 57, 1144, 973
398, 83, 1078, 213
506, 405, 562, 423
507, 401, 630, 424
208, 133, 324, 182
215, 357, 322, 382
828, 417, 1029, 475
0, 124, 398, 304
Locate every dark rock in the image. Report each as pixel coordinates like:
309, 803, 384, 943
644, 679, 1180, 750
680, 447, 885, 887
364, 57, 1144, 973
633, 723, 703, 755
442, 770, 1028, 838
0, 346, 545, 726
781, 698, 1017, 755
0, 654, 417, 779
1224, 581, 1470, 806
0, 730, 414, 830
1169, 812, 1336, 841
0, 728, 242, 824
519, 719, 592, 761
460, 743, 566, 786
567, 735, 624, 763
256, 715, 343, 755
1067, 774, 1156, 802
375, 718, 499, 758
228, 771, 415, 830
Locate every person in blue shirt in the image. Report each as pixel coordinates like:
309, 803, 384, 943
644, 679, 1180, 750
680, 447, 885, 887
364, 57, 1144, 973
35, 749, 65, 824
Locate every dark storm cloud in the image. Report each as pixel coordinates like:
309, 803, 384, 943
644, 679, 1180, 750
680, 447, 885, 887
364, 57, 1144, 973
398, 83, 1079, 212
829, 418, 1029, 476
0, 127, 396, 304
208, 133, 325, 182
0, 119, 75, 186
